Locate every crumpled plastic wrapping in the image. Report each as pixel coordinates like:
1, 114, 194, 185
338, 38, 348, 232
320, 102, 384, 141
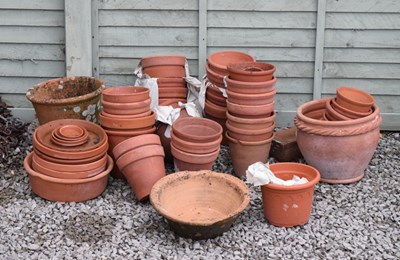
246, 162, 309, 186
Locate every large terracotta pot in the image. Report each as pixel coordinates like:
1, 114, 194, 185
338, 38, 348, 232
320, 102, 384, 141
295, 98, 381, 184
226, 131, 274, 177
207, 51, 255, 75
26, 76, 104, 125
171, 143, 220, 171
102, 86, 149, 103
227, 62, 276, 82
261, 163, 320, 227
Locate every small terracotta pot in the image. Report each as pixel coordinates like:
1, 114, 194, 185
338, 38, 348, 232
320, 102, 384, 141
331, 98, 372, 119
33, 147, 106, 165
158, 87, 188, 99
101, 98, 151, 115
227, 62, 276, 82
171, 129, 222, 154
226, 111, 276, 130
325, 98, 351, 121
207, 51, 256, 75
26, 76, 104, 124
157, 78, 186, 88
102, 86, 149, 103
24, 152, 112, 202
226, 120, 275, 142
226, 77, 277, 94
261, 163, 320, 227
112, 134, 161, 160
226, 131, 274, 177
99, 111, 155, 129
172, 117, 223, 143
142, 55, 186, 78
295, 98, 381, 183
226, 100, 274, 117
204, 100, 227, 119
116, 144, 165, 201
171, 143, 220, 171
226, 88, 276, 106
206, 87, 227, 107
150, 170, 250, 239
206, 63, 225, 88
336, 87, 374, 113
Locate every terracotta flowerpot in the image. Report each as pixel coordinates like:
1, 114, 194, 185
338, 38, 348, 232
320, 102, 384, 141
101, 98, 151, 115
158, 98, 187, 106
24, 152, 112, 202
204, 112, 228, 145
226, 100, 274, 117
261, 163, 320, 227
102, 86, 149, 103
226, 120, 275, 142
206, 63, 225, 88
112, 134, 161, 160
295, 98, 381, 183
226, 88, 276, 106
226, 111, 276, 130
141, 55, 186, 78
336, 87, 374, 113
157, 78, 186, 88
99, 111, 156, 129
171, 129, 222, 154
150, 170, 250, 239
158, 87, 188, 99
33, 147, 106, 165
101, 110, 152, 119
207, 51, 256, 75
116, 144, 165, 201
26, 76, 104, 125
325, 98, 351, 121
171, 143, 220, 171
227, 62, 276, 82
226, 131, 274, 177
204, 100, 227, 119
172, 117, 223, 143
226, 77, 277, 94
206, 87, 227, 107
331, 98, 372, 119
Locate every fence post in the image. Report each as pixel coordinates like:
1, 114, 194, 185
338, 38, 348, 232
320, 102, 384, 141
313, 0, 327, 100
198, 0, 208, 78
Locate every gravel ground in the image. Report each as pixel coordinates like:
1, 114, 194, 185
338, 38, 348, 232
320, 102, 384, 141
0, 119, 399, 259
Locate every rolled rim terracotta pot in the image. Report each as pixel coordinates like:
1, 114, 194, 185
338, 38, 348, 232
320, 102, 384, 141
295, 98, 381, 184
207, 51, 256, 75
206, 63, 225, 88
226, 76, 277, 94
226, 88, 277, 106
261, 163, 320, 227
26, 76, 104, 125
172, 117, 223, 143
102, 86, 149, 103
206, 87, 227, 107
101, 98, 151, 115
171, 129, 222, 154
171, 143, 220, 171
226, 120, 275, 142
331, 98, 372, 119
226, 111, 276, 130
99, 111, 156, 129
150, 170, 250, 239
204, 99, 228, 119
226, 100, 274, 117
116, 144, 166, 201
24, 152, 112, 202
336, 86, 374, 113
226, 131, 274, 177
227, 62, 276, 82
325, 98, 351, 121
158, 87, 188, 99
112, 134, 161, 160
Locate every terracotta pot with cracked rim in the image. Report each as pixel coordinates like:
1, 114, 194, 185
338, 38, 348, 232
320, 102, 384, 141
226, 77, 277, 94
102, 86, 149, 103
227, 62, 276, 82
171, 143, 220, 171
336, 87, 374, 113
227, 88, 277, 106
172, 117, 223, 143
207, 51, 256, 75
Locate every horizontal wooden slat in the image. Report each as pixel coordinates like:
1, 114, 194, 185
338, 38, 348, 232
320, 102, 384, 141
209, 0, 317, 11
0, 94, 33, 108
323, 63, 400, 79
0, 10, 64, 26
208, 28, 315, 47
0, 43, 65, 60
0, 60, 65, 77
324, 48, 400, 63
208, 11, 316, 29
99, 10, 198, 27
275, 78, 313, 94
99, 74, 137, 87
0, 26, 65, 44
275, 93, 313, 111
326, 0, 400, 13
325, 30, 400, 48
99, 46, 198, 59
0, 0, 64, 10
99, 0, 198, 10
9, 108, 35, 123
269, 61, 314, 78
322, 79, 400, 95
0, 77, 59, 94
326, 13, 400, 29
99, 27, 198, 46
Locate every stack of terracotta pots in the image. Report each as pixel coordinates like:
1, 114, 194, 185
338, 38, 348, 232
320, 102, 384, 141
141, 55, 188, 104
112, 134, 165, 202
204, 51, 256, 144
170, 117, 223, 171
99, 86, 156, 179
23, 119, 112, 202
225, 62, 277, 177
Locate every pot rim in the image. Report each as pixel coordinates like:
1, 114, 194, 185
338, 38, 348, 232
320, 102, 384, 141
172, 117, 223, 141
103, 126, 156, 136
325, 98, 351, 121
141, 55, 186, 67
170, 143, 220, 163
112, 134, 161, 160
226, 120, 275, 135
102, 86, 149, 98
99, 111, 156, 129
227, 62, 276, 76
331, 98, 372, 117
170, 130, 222, 153
101, 98, 151, 109
116, 144, 165, 171
226, 111, 276, 124
225, 131, 275, 145
207, 50, 256, 72
226, 76, 277, 88
336, 86, 374, 107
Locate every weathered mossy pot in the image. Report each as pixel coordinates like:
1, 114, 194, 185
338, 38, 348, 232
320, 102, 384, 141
150, 170, 250, 239
26, 76, 104, 125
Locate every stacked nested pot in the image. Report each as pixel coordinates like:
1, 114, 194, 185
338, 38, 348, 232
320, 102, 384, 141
141, 55, 188, 104
225, 62, 277, 177
204, 51, 256, 144
112, 134, 165, 202
23, 119, 112, 202
99, 86, 156, 179
170, 117, 223, 171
